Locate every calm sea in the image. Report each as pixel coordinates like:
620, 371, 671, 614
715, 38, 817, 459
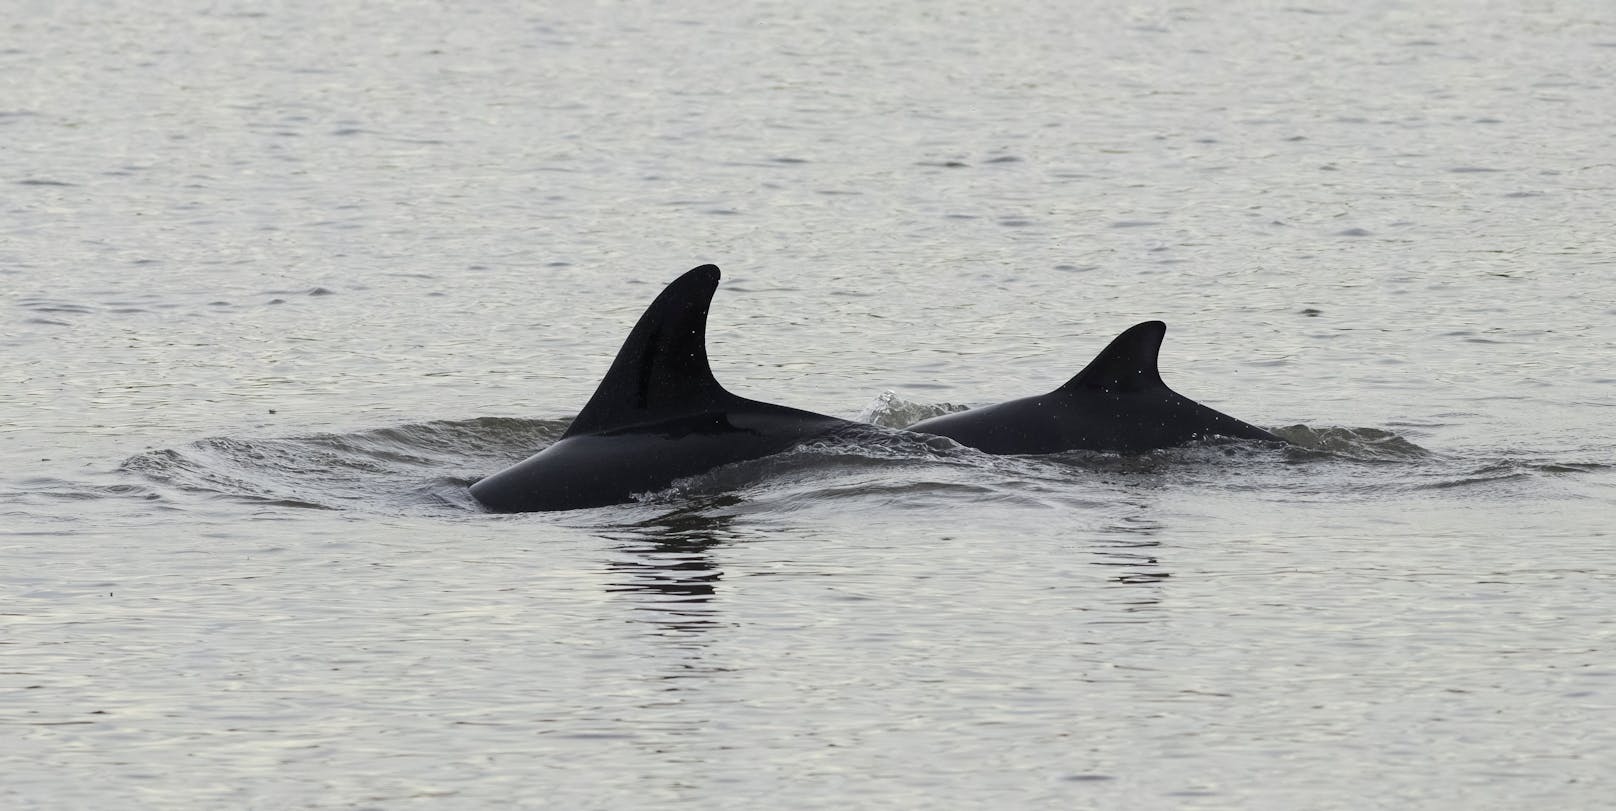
4, 1, 1614, 808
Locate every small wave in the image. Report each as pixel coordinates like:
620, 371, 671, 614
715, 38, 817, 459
647, 425, 1123, 514
111, 410, 1600, 518
1410, 457, 1613, 494
1256, 427, 1607, 497
16, 297, 96, 315
1416, 461, 1534, 491
638, 425, 952, 506
1273, 425, 1431, 461
119, 417, 569, 512
2, 476, 160, 505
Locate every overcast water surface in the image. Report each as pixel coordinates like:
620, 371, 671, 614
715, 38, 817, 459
4, 1, 1615, 808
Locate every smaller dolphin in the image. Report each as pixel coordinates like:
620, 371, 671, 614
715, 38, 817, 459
471, 265, 851, 512
905, 321, 1281, 454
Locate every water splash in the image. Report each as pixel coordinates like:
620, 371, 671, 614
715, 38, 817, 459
856, 390, 968, 428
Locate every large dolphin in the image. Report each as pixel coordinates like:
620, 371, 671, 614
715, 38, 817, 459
905, 321, 1281, 454
471, 264, 851, 512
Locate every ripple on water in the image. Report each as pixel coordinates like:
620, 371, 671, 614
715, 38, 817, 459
117, 417, 570, 513
102, 407, 1607, 521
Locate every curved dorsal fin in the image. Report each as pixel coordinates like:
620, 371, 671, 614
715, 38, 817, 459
1060, 321, 1168, 393
564, 264, 731, 436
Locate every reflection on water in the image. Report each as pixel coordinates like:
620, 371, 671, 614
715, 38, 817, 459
601, 500, 742, 637
1095, 509, 1169, 619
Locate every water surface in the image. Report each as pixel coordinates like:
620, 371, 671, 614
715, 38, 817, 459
4, 1, 1614, 808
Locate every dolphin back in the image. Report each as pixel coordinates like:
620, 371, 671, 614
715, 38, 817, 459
908, 321, 1281, 454
470, 264, 851, 512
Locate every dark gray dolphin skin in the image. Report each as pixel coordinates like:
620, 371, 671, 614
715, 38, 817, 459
905, 321, 1281, 454
470, 264, 851, 512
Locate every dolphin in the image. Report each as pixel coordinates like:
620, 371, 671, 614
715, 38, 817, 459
905, 321, 1282, 454
470, 264, 852, 512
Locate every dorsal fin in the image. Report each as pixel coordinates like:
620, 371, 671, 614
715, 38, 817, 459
564, 264, 731, 436
1060, 321, 1168, 393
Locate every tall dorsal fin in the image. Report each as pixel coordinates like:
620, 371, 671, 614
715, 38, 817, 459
1060, 320, 1168, 393
564, 264, 731, 436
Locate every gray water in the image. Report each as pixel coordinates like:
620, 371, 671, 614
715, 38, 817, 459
5, 1, 1615, 808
